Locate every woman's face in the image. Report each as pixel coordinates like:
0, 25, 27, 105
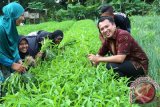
16, 14, 25, 26
19, 39, 28, 53
54, 36, 63, 44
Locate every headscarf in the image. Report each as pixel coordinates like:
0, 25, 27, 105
18, 36, 29, 59
0, 2, 24, 64
49, 30, 64, 43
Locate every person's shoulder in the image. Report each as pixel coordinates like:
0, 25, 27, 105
27, 31, 38, 36
38, 30, 49, 34
116, 29, 132, 42
25, 35, 37, 43
114, 14, 125, 20
114, 12, 129, 21
38, 30, 50, 37
114, 15, 126, 24
117, 29, 130, 35
37, 30, 45, 34
114, 12, 127, 18
25, 35, 37, 39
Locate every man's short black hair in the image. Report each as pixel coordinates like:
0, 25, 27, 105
98, 16, 115, 26
100, 5, 114, 14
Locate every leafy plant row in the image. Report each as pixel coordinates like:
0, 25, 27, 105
0, 19, 137, 107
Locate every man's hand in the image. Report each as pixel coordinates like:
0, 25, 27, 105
11, 63, 26, 73
88, 54, 100, 66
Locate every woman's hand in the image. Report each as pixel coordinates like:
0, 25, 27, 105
11, 63, 26, 73
17, 60, 23, 64
36, 52, 44, 59
25, 56, 36, 67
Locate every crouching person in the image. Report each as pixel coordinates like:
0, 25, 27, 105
88, 16, 149, 82
18, 30, 64, 62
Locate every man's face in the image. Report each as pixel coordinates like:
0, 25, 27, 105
54, 36, 63, 44
19, 39, 28, 53
99, 19, 116, 39
16, 14, 25, 26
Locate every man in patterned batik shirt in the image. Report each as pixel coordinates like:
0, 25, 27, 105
88, 16, 148, 81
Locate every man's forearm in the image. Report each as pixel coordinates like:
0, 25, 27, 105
98, 55, 126, 63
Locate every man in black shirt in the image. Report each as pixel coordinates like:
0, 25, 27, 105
99, 5, 131, 44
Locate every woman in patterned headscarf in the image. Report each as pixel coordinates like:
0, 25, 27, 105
0, 2, 26, 84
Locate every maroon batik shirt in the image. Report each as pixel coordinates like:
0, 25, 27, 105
98, 29, 149, 74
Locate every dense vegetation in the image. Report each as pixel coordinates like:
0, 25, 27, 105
0, 0, 160, 21
0, 16, 159, 106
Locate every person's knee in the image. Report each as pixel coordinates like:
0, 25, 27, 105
106, 63, 111, 70
106, 63, 119, 70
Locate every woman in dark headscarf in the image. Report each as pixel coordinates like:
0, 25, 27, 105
18, 36, 30, 59
18, 36, 36, 68
26, 30, 64, 58
0, 2, 26, 84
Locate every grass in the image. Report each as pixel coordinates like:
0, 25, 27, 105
130, 15, 160, 106
131, 16, 160, 84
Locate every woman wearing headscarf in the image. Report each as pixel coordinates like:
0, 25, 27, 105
0, 2, 26, 85
25, 30, 64, 58
18, 36, 30, 60
18, 36, 36, 68
18, 30, 63, 67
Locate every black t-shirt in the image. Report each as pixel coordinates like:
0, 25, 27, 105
114, 14, 131, 33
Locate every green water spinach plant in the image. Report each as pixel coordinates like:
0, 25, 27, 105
0, 19, 145, 107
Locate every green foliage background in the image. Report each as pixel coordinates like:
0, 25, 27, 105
1, 0, 160, 21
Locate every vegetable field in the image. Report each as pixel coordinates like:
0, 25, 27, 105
0, 16, 159, 107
